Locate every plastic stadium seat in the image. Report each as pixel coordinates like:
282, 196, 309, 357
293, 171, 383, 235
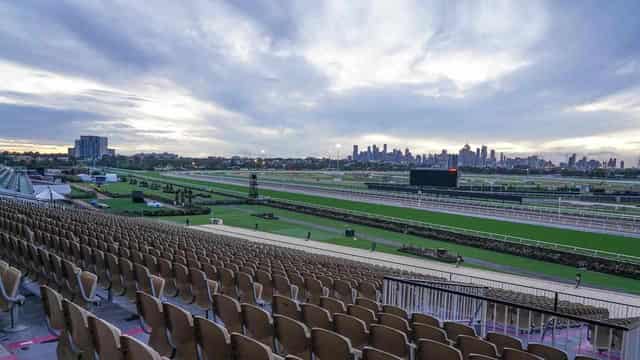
232, 332, 283, 360
136, 292, 173, 357
347, 304, 377, 330
320, 296, 347, 316
413, 323, 453, 345
158, 259, 178, 297
163, 302, 198, 360
362, 346, 403, 360
503, 348, 543, 360
274, 314, 312, 360
273, 295, 302, 321
334, 313, 370, 350
242, 303, 275, 349
121, 334, 167, 360
355, 297, 381, 313
0, 266, 26, 332
175, 263, 196, 303
457, 335, 499, 359
273, 274, 298, 300
41, 286, 74, 359
443, 322, 477, 343
383, 305, 409, 319
378, 312, 412, 337
256, 270, 274, 302
193, 316, 232, 360
219, 267, 238, 298
417, 339, 462, 360
357, 281, 378, 301
106, 253, 125, 296
214, 294, 244, 333
89, 316, 122, 360
334, 279, 355, 304
63, 299, 96, 358
486, 332, 523, 356
369, 324, 411, 360
191, 267, 217, 317
76, 271, 99, 308
311, 328, 358, 360
304, 276, 328, 305
412, 313, 441, 328
301, 303, 333, 331
238, 272, 264, 306
527, 343, 569, 360
120, 257, 137, 302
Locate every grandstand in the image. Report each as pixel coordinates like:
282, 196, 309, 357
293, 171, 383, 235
0, 166, 35, 198
0, 198, 638, 359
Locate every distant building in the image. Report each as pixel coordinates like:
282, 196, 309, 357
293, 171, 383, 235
68, 136, 115, 160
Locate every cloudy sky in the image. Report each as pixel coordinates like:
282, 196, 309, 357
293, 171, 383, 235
1, 1, 639, 162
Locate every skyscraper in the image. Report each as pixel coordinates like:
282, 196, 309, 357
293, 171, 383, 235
352, 145, 358, 161
68, 136, 115, 160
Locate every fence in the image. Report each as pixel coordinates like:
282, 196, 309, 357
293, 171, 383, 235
383, 277, 640, 360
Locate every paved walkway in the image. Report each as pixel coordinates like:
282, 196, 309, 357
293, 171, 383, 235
195, 224, 640, 313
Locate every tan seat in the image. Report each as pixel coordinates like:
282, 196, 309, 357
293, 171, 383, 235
378, 313, 411, 337
412, 313, 440, 328
194, 316, 232, 360
273, 275, 298, 300
0, 266, 26, 332
136, 291, 173, 357
304, 277, 327, 305
89, 316, 123, 360
175, 263, 195, 304
61, 259, 80, 300
311, 328, 357, 360
334, 279, 355, 305
120, 257, 137, 302
413, 323, 453, 345
242, 303, 275, 349
191, 268, 217, 317
255, 270, 274, 302
219, 268, 238, 298
41, 286, 74, 359
527, 343, 568, 360
232, 332, 283, 360
362, 346, 403, 360
121, 334, 165, 360
75, 271, 99, 309
383, 305, 408, 319
273, 295, 302, 321
158, 258, 178, 297
274, 314, 312, 360
320, 296, 346, 316
347, 304, 377, 330
164, 302, 198, 360
486, 332, 523, 356
301, 303, 333, 331
214, 294, 243, 333
106, 253, 125, 296
443, 322, 476, 343
63, 299, 96, 358
370, 324, 411, 359
416, 339, 462, 360
238, 272, 264, 306
458, 335, 498, 359
502, 348, 543, 360
355, 297, 380, 313
334, 313, 369, 350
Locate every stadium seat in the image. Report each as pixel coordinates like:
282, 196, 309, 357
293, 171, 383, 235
232, 332, 283, 360
362, 346, 403, 360
383, 304, 409, 319
527, 343, 569, 360
412, 313, 441, 328
334, 313, 370, 350
256, 269, 274, 302
457, 335, 499, 359
136, 291, 173, 357
334, 279, 355, 304
443, 322, 477, 343
193, 315, 232, 360
502, 348, 543, 360
242, 303, 275, 349
63, 299, 96, 358
369, 324, 411, 359
311, 328, 358, 360
163, 302, 198, 360
486, 332, 523, 356
158, 258, 178, 297
413, 323, 453, 345
175, 263, 195, 303
0, 265, 26, 332
219, 267, 238, 298
347, 304, 377, 330
89, 316, 123, 360
273, 294, 302, 321
416, 339, 462, 360
320, 296, 347, 316
274, 274, 298, 300
273, 314, 312, 360
121, 334, 167, 360
378, 312, 412, 337
238, 271, 264, 306
304, 276, 328, 305
355, 297, 381, 313
191, 267, 216, 318
301, 303, 333, 331
41, 286, 74, 359
215, 293, 244, 333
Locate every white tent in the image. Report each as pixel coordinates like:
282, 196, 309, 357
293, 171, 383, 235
35, 187, 65, 201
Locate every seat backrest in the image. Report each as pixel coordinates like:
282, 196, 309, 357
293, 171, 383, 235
355, 297, 380, 313
232, 332, 277, 360
273, 295, 302, 321
413, 323, 450, 344
121, 335, 163, 360
0, 267, 21, 310
416, 339, 462, 360
237, 272, 260, 305
311, 328, 355, 360
382, 305, 408, 319
443, 322, 476, 343
502, 348, 544, 360
89, 316, 122, 360
334, 279, 354, 304
486, 332, 523, 355
242, 303, 274, 349
320, 296, 346, 316
412, 313, 440, 328
214, 294, 244, 333
347, 304, 377, 330
378, 313, 411, 336
527, 343, 568, 360
334, 313, 369, 350
458, 335, 498, 359
274, 314, 311, 360
369, 324, 410, 359
273, 274, 294, 298
163, 302, 198, 360
63, 299, 95, 356
362, 346, 403, 360
40, 285, 65, 331
194, 316, 232, 360
301, 303, 333, 331
135, 291, 172, 357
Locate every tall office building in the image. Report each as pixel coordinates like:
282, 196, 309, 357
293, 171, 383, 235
68, 136, 115, 160
352, 145, 358, 161
481, 145, 488, 165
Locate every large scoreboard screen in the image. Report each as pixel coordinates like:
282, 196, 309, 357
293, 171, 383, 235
410, 168, 458, 188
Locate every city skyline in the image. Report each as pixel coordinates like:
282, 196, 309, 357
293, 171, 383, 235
0, 2, 639, 160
